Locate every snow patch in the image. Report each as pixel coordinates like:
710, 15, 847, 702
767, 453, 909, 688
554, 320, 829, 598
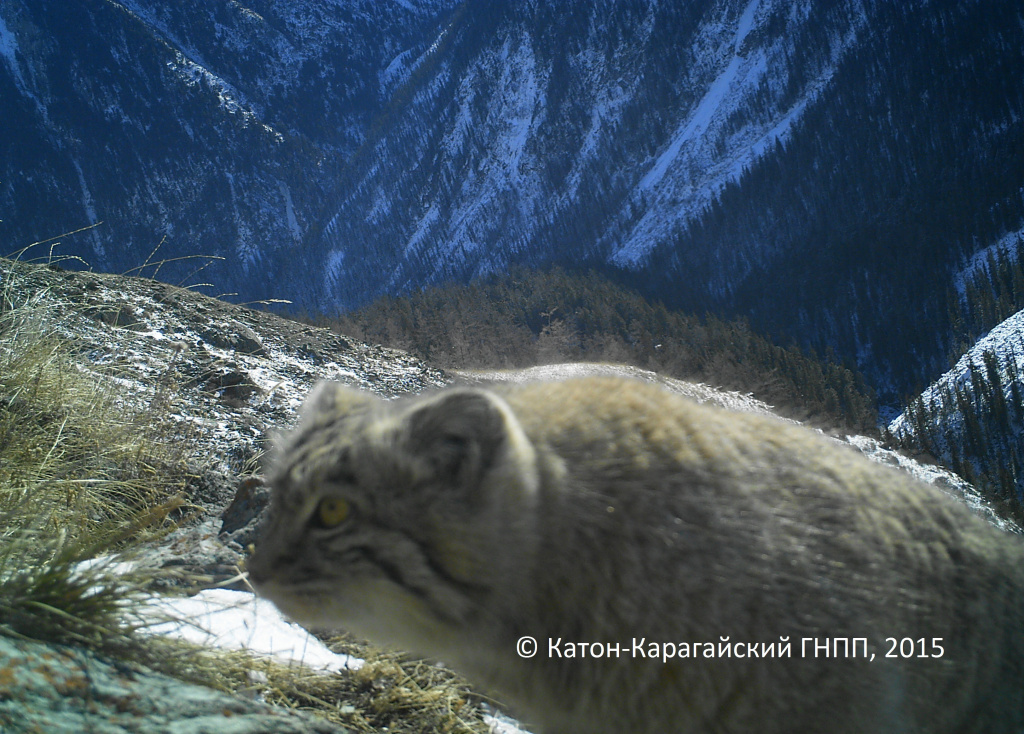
403, 203, 441, 257
638, 0, 763, 192
165, 50, 284, 143
0, 11, 48, 121
563, 84, 633, 200
441, 67, 478, 158
324, 247, 347, 290
489, 34, 542, 178
277, 181, 301, 242
484, 711, 535, 734
735, 0, 762, 42
381, 47, 416, 93
72, 161, 105, 260
0, 11, 26, 91
142, 588, 363, 673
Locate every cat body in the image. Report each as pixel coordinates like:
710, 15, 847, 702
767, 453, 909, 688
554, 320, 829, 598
249, 376, 1024, 733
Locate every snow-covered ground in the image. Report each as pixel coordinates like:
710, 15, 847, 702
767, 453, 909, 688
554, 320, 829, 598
139, 588, 362, 673
139, 588, 533, 733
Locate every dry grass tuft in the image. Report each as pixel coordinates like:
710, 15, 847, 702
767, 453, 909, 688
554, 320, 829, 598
0, 259, 502, 732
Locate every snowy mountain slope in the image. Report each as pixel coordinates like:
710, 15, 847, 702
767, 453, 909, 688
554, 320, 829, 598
304, 0, 872, 306
0, 0, 458, 295
954, 227, 1024, 299
890, 308, 1024, 505
609, 0, 864, 267
2, 0, 1024, 405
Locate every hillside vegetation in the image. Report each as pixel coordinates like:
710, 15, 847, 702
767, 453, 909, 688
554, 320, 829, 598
0, 275, 192, 649
888, 235, 1024, 521
321, 266, 878, 432
0, 259, 493, 733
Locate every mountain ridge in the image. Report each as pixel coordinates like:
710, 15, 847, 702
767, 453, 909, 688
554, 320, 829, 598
3, 0, 1023, 404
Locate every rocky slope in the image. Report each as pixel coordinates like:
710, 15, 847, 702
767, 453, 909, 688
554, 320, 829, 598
0, 632, 347, 734
0, 257, 446, 471
0, 256, 447, 732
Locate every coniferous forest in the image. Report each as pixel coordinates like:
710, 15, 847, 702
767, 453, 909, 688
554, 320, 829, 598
887, 235, 1024, 519
316, 266, 878, 432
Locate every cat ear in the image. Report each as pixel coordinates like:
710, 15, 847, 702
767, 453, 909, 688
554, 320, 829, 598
297, 381, 377, 431
403, 389, 512, 487
269, 382, 377, 480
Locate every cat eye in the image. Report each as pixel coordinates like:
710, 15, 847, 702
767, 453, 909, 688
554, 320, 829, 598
314, 496, 351, 528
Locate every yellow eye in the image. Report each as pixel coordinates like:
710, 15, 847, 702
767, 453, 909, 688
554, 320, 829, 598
315, 497, 351, 528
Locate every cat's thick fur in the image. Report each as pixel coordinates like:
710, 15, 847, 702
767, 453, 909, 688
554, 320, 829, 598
248, 376, 1024, 733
